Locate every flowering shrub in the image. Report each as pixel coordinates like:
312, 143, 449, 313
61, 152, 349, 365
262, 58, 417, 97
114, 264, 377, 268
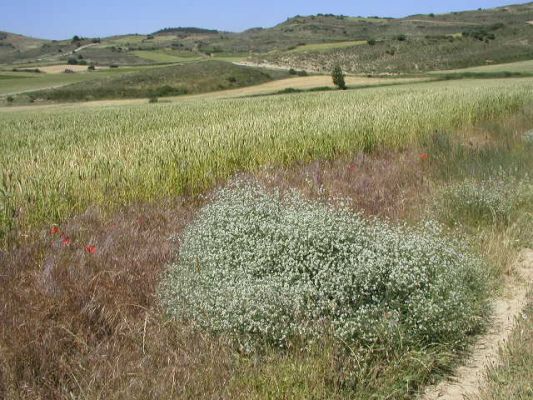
439, 175, 532, 225
160, 182, 487, 351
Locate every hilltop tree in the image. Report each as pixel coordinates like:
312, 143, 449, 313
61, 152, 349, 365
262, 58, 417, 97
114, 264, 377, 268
331, 65, 347, 90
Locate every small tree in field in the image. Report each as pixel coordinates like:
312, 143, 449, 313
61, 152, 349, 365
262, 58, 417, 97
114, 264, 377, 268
332, 65, 347, 90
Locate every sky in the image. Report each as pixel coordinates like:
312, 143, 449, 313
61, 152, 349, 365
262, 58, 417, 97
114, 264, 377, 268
0, 0, 525, 40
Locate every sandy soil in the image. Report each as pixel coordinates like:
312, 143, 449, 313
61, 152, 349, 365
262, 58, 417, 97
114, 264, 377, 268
421, 248, 533, 400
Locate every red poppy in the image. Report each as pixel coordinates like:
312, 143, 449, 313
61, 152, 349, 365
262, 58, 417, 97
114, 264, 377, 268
50, 226, 60, 235
85, 245, 97, 254
419, 153, 430, 161
61, 235, 71, 246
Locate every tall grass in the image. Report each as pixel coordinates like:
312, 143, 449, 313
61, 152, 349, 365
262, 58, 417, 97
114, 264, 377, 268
1, 78, 532, 240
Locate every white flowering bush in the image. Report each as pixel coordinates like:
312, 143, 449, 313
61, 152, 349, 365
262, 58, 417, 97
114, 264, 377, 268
160, 181, 487, 351
439, 175, 532, 225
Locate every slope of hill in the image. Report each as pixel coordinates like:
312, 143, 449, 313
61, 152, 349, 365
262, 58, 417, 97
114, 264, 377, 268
253, 3, 533, 73
1, 3, 532, 73
19, 60, 288, 102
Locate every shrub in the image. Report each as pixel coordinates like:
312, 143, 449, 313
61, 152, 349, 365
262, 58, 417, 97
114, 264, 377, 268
87, 64, 96, 71
6, 95, 14, 104
331, 65, 347, 90
148, 96, 158, 103
297, 70, 308, 76
67, 57, 78, 65
160, 182, 488, 351
367, 39, 377, 46
397, 34, 407, 41
289, 68, 297, 75
438, 175, 532, 226
152, 85, 188, 97
277, 87, 301, 94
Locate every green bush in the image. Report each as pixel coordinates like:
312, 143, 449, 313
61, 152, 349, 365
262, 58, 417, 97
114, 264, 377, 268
331, 65, 347, 90
161, 182, 488, 351
367, 39, 377, 46
438, 175, 533, 226
67, 57, 78, 65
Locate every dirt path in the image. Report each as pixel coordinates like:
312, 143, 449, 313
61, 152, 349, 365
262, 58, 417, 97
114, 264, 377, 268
72, 43, 98, 54
421, 248, 533, 400
234, 60, 320, 73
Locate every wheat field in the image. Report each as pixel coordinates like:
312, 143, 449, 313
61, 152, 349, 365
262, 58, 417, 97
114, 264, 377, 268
1, 77, 532, 239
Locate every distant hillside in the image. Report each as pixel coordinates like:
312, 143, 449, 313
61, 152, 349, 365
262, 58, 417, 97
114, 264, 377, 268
1, 2, 532, 72
19, 60, 288, 102
253, 2, 533, 73
153, 27, 220, 35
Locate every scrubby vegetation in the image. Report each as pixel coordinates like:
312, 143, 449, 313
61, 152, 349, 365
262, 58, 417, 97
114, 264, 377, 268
24, 61, 285, 102
439, 175, 532, 226
161, 182, 487, 351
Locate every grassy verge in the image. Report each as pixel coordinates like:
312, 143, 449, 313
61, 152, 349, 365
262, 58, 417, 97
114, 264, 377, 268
479, 298, 533, 400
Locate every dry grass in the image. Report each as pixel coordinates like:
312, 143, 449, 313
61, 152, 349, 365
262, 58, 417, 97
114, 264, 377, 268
256, 150, 430, 220
0, 199, 238, 400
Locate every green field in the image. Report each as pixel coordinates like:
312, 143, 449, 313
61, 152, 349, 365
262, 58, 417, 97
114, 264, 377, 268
0, 67, 150, 96
2, 77, 531, 237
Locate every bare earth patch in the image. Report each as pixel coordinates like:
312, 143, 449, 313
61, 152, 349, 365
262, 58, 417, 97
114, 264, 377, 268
421, 248, 533, 400
20, 64, 107, 74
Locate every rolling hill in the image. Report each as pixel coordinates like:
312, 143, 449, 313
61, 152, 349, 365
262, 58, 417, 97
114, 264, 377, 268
1, 2, 531, 72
